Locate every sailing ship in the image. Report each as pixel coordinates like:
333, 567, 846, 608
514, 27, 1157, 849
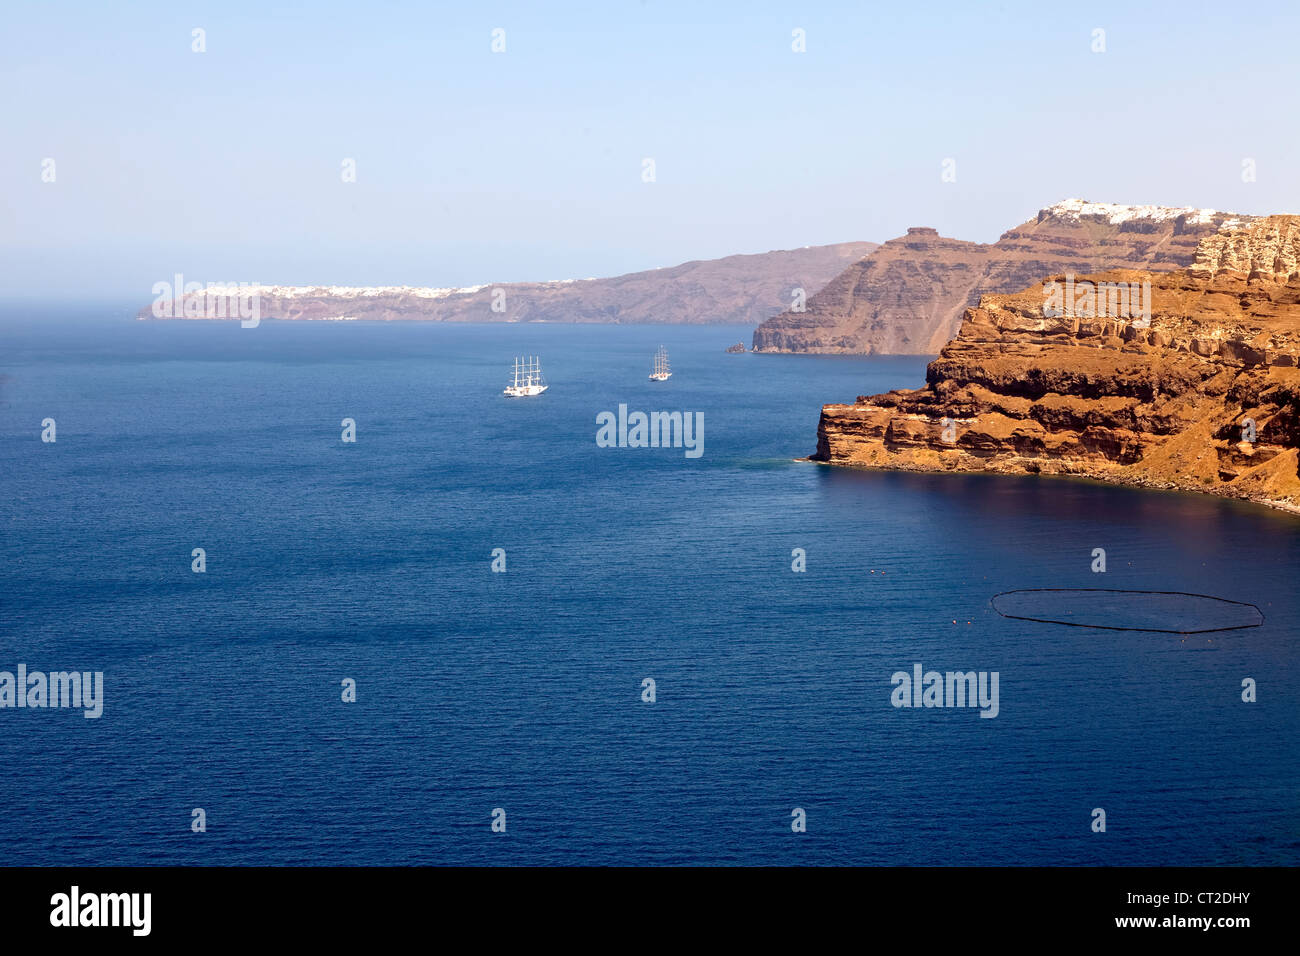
503, 356, 548, 397
649, 346, 671, 381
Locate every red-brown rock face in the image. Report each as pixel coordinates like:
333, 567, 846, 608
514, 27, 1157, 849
753, 200, 1253, 354
811, 216, 1300, 514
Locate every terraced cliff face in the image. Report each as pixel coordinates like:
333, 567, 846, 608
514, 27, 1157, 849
811, 216, 1300, 514
138, 242, 875, 325
753, 200, 1252, 354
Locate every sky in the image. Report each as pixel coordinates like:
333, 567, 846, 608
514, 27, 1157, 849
2, 0, 1298, 300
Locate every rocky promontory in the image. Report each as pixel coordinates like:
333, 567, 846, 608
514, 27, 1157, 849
753, 200, 1253, 355
811, 216, 1300, 514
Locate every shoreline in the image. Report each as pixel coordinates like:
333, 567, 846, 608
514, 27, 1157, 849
796, 455, 1300, 518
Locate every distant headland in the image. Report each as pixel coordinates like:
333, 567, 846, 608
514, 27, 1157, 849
136, 242, 875, 326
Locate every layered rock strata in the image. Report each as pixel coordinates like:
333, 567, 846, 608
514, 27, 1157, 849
753, 200, 1253, 354
811, 216, 1300, 513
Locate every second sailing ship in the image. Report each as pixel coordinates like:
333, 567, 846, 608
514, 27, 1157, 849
649, 346, 671, 382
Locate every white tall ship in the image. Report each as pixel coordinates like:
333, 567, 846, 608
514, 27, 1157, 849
649, 346, 671, 381
503, 356, 548, 397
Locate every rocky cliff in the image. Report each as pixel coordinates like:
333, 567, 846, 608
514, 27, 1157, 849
811, 216, 1300, 514
138, 242, 875, 325
753, 200, 1253, 354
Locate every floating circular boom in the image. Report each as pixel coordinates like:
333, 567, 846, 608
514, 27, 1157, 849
989, 588, 1264, 634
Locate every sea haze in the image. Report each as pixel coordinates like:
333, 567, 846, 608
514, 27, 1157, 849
1, 308, 1297, 865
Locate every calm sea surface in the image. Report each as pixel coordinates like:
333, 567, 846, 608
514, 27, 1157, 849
1, 307, 1297, 865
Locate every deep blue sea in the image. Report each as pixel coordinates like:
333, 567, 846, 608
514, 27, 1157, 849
2, 307, 1298, 866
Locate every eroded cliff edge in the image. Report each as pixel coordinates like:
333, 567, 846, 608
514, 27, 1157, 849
811, 216, 1300, 514
753, 200, 1252, 354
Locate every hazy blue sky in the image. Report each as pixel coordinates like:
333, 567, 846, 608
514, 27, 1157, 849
2, 0, 1297, 299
